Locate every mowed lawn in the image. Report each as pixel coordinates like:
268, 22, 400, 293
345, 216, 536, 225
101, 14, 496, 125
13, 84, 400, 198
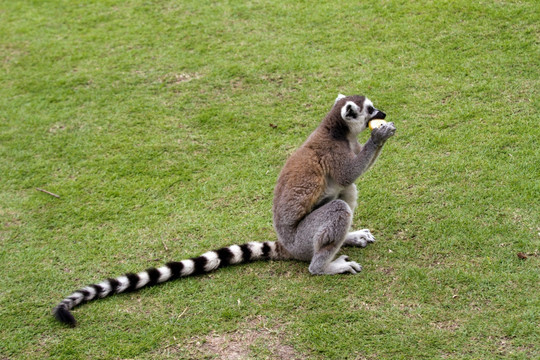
0, 0, 538, 359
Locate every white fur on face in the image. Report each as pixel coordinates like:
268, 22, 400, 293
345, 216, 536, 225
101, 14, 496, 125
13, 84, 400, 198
341, 100, 368, 135
362, 98, 375, 119
340, 101, 360, 120
364, 98, 373, 115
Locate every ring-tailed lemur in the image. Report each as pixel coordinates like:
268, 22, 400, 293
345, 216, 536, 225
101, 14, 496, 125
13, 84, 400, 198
53, 94, 395, 326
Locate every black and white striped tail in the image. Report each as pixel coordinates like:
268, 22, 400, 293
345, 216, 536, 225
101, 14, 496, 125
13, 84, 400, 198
53, 241, 287, 327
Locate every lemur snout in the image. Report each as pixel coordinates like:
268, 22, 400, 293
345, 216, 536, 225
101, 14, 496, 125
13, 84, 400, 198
372, 110, 386, 120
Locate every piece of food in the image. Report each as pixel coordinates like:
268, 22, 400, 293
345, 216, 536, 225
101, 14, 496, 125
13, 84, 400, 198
368, 119, 387, 130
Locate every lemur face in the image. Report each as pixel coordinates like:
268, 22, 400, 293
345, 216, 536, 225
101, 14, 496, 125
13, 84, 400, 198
335, 94, 386, 135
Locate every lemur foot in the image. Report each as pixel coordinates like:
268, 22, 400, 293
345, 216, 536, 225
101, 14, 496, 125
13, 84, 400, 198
344, 229, 376, 248
328, 255, 363, 274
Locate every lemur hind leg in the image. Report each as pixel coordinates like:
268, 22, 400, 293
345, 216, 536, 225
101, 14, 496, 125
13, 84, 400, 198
293, 199, 362, 275
339, 184, 376, 248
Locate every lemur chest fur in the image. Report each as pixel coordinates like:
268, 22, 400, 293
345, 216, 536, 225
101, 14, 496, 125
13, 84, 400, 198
314, 176, 344, 209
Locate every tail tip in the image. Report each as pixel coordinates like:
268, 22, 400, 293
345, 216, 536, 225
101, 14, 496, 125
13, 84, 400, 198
53, 305, 77, 327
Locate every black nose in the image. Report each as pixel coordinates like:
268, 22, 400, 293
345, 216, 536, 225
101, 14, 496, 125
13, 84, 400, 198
373, 110, 386, 120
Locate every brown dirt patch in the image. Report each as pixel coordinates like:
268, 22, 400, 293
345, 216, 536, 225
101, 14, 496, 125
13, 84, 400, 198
155, 316, 303, 359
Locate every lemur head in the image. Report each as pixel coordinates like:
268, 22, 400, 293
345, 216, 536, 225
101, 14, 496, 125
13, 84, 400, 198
334, 94, 386, 135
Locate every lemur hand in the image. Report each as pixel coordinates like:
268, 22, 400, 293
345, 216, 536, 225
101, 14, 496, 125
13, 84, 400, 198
371, 122, 396, 146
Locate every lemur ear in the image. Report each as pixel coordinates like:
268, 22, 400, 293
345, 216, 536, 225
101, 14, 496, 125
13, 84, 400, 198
341, 101, 359, 121
334, 93, 347, 104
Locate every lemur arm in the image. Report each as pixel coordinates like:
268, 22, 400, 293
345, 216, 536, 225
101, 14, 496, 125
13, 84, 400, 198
333, 122, 396, 186
337, 137, 382, 185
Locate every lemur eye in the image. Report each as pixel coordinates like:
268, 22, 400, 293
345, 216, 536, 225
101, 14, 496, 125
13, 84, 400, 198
367, 106, 374, 114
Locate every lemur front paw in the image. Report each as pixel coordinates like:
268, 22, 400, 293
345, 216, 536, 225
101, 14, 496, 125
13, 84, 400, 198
371, 122, 396, 145
344, 229, 376, 247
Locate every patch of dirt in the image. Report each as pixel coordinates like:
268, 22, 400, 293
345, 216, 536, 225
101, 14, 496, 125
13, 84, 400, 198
432, 320, 460, 332
195, 317, 299, 359
160, 316, 303, 359
375, 266, 395, 275
160, 73, 201, 84
48, 124, 66, 133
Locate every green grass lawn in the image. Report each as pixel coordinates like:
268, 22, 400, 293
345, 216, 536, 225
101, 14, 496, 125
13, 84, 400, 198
1, 0, 539, 359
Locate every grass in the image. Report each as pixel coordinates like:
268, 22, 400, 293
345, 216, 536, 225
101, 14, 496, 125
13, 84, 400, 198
1, 0, 538, 359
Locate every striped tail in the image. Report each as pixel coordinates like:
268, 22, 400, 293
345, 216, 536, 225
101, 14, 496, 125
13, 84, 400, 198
53, 241, 288, 327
